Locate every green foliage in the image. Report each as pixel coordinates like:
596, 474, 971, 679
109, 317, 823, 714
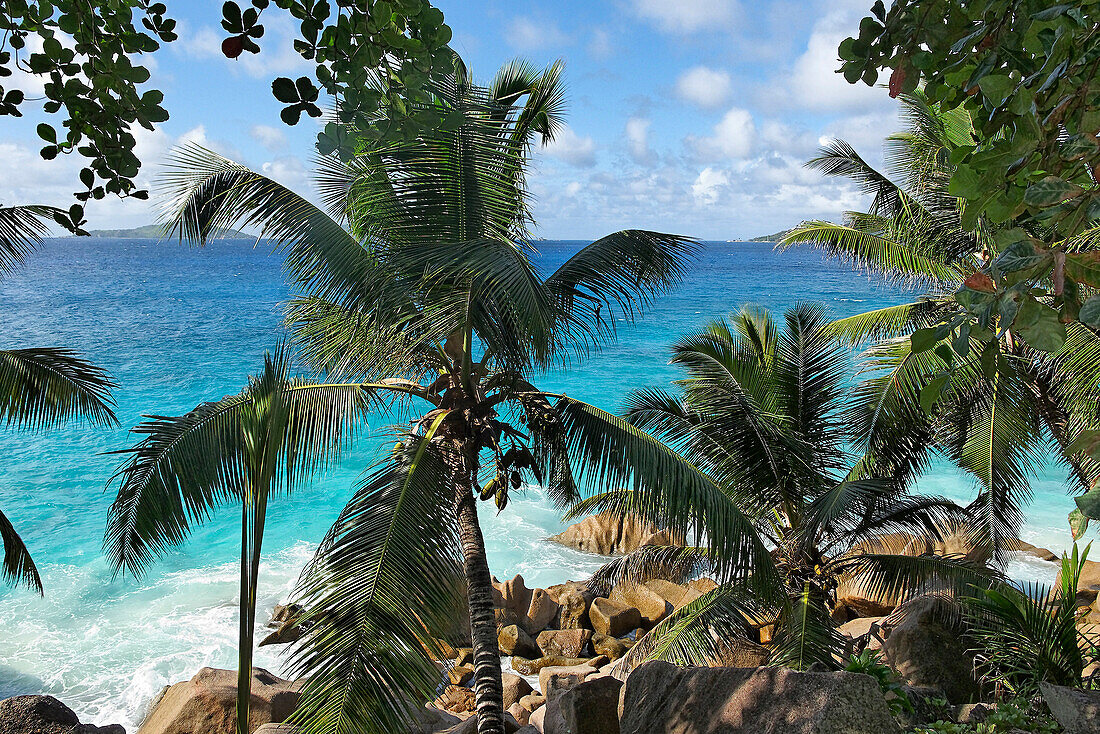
844, 649, 913, 716
0, 0, 452, 210
783, 93, 1100, 553
838, 1, 1100, 355
965, 544, 1094, 697
911, 699, 1059, 734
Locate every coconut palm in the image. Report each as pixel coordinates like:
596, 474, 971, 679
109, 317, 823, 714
574, 304, 992, 669
0, 204, 117, 593
781, 92, 1100, 554
107, 57, 772, 734
106, 346, 375, 734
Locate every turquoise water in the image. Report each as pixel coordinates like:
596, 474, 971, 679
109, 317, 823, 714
0, 238, 1072, 728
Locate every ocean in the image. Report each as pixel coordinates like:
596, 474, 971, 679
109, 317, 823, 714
0, 237, 1072, 729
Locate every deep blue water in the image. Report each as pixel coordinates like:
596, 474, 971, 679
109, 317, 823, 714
0, 238, 1071, 727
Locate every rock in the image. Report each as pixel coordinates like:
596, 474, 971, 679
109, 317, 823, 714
493, 576, 560, 635
260, 604, 309, 647
957, 703, 992, 724
433, 687, 476, 718
1040, 682, 1100, 734
440, 712, 523, 734
506, 704, 529, 727
499, 625, 541, 658
1010, 539, 1058, 562
268, 604, 304, 627
618, 661, 903, 734
528, 706, 545, 733
548, 513, 684, 556
536, 629, 591, 659
511, 656, 589, 676
688, 577, 718, 594
453, 649, 474, 668
502, 673, 533, 710
643, 579, 703, 610
538, 665, 595, 700
838, 616, 885, 641
589, 598, 642, 638
702, 638, 769, 669
258, 625, 302, 647
517, 693, 545, 713
543, 676, 622, 734
253, 725, 300, 734
1056, 560, 1100, 604
590, 634, 629, 661
880, 594, 978, 704
137, 667, 301, 734
610, 584, 671, 628
546, 583, 595, 630
514, 728, 538, 734
448, 665, 475, 687
0, 696, 125, 734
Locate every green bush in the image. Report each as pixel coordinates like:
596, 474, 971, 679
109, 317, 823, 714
844, 649, 912, 716
910, 699, 1060, 734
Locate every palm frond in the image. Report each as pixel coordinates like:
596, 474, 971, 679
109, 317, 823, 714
0, 507, 41, 593
0, 205, 66, 276
584, 545, 711, 598
288, 434, 463, 734
829, 552, 1000, 607
0, 348, 117, 430
105, 355, 375, 577
769, 582, 845, 670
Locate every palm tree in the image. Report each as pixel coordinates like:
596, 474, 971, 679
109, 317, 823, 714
572, 304, 989, 669
106, 346, 375, 734
0, 204, 117, 593
781, 92, 1100, 554
106, 57, 772, 734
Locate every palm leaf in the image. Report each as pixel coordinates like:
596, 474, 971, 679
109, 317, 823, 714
0, 507, 41, 593
0, 348, 117, 429
0, 205, 67, 276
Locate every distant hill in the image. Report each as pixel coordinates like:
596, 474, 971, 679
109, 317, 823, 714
749, 227, 795, 242
85, 224, 253, 239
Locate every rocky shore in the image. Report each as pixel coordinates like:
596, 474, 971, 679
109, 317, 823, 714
1, 513, 1093, 734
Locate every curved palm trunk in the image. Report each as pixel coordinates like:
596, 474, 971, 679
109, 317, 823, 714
237, 483, 270, 734
454, 478, 506, 734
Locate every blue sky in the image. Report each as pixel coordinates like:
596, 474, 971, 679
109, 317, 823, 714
0, 0, 900, 240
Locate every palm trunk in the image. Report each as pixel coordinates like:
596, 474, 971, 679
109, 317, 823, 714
454, 478, 506, 734
237, 483, 270, 734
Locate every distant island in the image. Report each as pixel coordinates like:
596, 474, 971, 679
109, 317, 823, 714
83, 224, 254, 239
749, 227, 794, 242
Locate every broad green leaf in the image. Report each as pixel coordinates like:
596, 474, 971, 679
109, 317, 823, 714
910, 327, 941, 354
1065, 253, 1100, 288
1076, 489, 1100, 520
1013, 296, 1066, 352
1024, 175, 1084, 207
919, 374, 950, 414
977, 74, 1014, 105
948, 163, 982, 199
1070, 508, 1090, 541
1079, 296, 1100, 327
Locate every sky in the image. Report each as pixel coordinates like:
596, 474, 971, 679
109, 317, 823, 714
0, 0, 901, 240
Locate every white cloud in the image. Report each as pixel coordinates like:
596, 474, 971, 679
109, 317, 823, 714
250, 125, 287, 152
625, 117, 654, 165
178, 16, 309, 79
506, 17, 569, 51
542, 125, 597, 168
565, 181, 583, 197
692, 167, 729, 206
261, 155, 310, 193
688, 107, 757, 160
675, 66, 732, 110
785, 7, 893, 112
631, 0, 740, 32
588, 29, 613, 59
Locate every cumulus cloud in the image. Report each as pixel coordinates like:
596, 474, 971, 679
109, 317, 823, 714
625, 117, 654, 165
688, 107, 757, 160
250, 125, 287, 152
506, 16, 569, 51
542, 125, 597, 168
631, 0, 740, 32
674, 66, 732, 110
692, 167, 729, 205
588, 29, 613, 59
784, 6, 893, 112
178, 15, 309, 79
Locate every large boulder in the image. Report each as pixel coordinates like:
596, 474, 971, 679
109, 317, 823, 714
548, 513, 683, 556
545, 583, 595, 630
511, 656, 589, 676
502, 673, 534, 710
644, 580, 704, 611
536, 630, 591, 659
404, 704, 461, 734
542, 677, 622, 734
618, 661, 903, 734
880, 595, 978, 704
589, 598, 641, 638
610, 584, 671, 628
590, 634, 630, 662
1040, 683, 1100, 734
493, 576, 560, 635
499, 625, 541, 658
538, 665, 595, 700
1055, 559, 1100, 605
0, 696, 124, 734
138, 668, 301, 734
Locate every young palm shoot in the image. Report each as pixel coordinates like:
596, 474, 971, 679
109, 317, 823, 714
105, 348, 374, 734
